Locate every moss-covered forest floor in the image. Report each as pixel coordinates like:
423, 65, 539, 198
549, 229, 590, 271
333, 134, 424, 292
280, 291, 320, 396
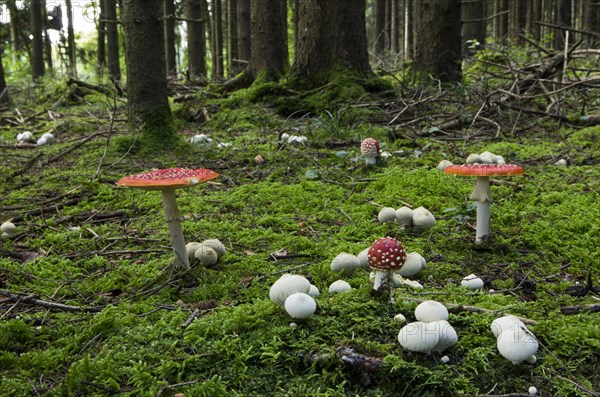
1, 58, 599, 396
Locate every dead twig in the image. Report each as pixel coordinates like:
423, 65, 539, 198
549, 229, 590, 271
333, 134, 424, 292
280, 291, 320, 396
0, 289, 102, 313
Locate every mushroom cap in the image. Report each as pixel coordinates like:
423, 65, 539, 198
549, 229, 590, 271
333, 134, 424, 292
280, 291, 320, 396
330, 252, 360, 275
117, 168, 219, 190
357, 247, 371, 269
397, 252, 426, 277
367, 237, 406, 271
269, 274, 311, 306
1, 221, 16, 235
432, 320, 458, 353
497, 327, 539, 364
491, 315, 526, 338
412, 207, 436, 231
328, 279, 352, 294
360, 138, 380, 156
461, 273, 484, 290
284, 292, 317, 319
414, 300, 449, 323
185, 241, 203, 259
398, 321, 440, 353
202, 239, 226, 256
444, 164, 524, 177
194, 244, 218, 266
395, 206, 414, 227
437, 159, 453, 171
308, 284, 320, 297
378, 207, 397, 223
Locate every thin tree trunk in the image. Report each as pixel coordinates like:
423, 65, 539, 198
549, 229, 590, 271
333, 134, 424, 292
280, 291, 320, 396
0, 46, 8, 104
462, 0, 486, 55
554, 0, 573, 50
31, 0, 45, 81
97, 0, 106, 77
531, 0, 543, 42
187, 0, 206, 79
494, 0, 509, 44
42, 2, 54, 73
585, 0, 600, 45
512, 0, 527, 45
404, 0, 414, 60
164, 0, 177, 76
391, 0, 401, 54
237, 0, 251, 66
66, 0, 77, 78
212, 0, 224, 80
7, 0, 18, 68
228, 0, 239, 75
247, 0, 287, 81
105, 0, 121, 82
374, 0, 385, 55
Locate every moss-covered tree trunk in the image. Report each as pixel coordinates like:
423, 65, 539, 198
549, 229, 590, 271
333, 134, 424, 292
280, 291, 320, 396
30, 0, 45, 81
290, 0, 371, 87
122, 0, 176, 150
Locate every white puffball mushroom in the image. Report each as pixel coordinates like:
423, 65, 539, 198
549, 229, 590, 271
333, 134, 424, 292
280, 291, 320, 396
330, 252, 360, 275
440, 355, 450, 364
497, 327, 539, 364
432, 320, 458, 353
412, 206, 436, 231
185, 242, 203, 259
328, 279, 351, 294
555, 159, 567, 166
1, 221, 16, 236
414, 300, 449, 323
495, 155, 506, 165
528, 386, 538, 396
466, 153, 481, 164
397, 252, 426, 277
16, 131, 33, 142
395, 206, 414, 227
394, 313, 406, 322
308, 284, 320, 297
461, 273, 484, 290
269, 274, 311, 306
41, 132, 55, 144
398, 321, 440, 353
284, 292, 316, 320
390, 274, 423, 289
437, 159, 453, 171
202, 239, 226, 256
526, 355, 537, 364
491, 315, 526, 338
194, 244, 218, 266
378, 207, 397, 223
357, 247, 370, 269
289, 322, 297, 328
479, 151, 497, 164
36, 137, 48, 146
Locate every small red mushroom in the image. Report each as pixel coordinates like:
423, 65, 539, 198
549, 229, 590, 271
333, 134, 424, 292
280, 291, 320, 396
117, 168, 219, 269
368, 237, 407, 290
444, 163, 523, 242
360, 138, 380, 165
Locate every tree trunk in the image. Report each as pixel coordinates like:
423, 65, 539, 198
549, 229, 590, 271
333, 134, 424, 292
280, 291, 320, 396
462, 0, 486, 55
97, 0, 107, 77
228, 0, 239, 75
212, 0, 224, 80
512, 0, 527, 45
404, 0, 414, 60
374, 0, 386, 55
291, 0, 370, 86
414, 0, 462, 82
122, 0, 175, 148
42, 5, 53, 73
0, 46, 8, 104
531, 0, 543, 42
494, 0, 509, 44
7, 0, 18, 68
66, 0, 78, 78
585, 0, 600, 46
554, 0, 573, 50
246, 0, 287, 81
105, 0, 121, 82
187, 0, 207, 79
391, 0, 401, 53
31, 0, 45, 81
237, 0, 251, 66
164, 0, 177, 76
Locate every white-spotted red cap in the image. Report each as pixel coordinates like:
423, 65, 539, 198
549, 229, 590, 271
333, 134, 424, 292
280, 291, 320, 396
368, 237, 406, 271
444, 164, 523, 177
360, 138, 380, 156
117, 168, 219, 190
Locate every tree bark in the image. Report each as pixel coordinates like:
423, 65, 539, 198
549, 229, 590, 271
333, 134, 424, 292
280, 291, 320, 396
247, 0, 287, 81
291, 0, 370, 86
212, 0, 224, 80
31, 0, 45, 81
97, 0, 107, 77
122, 0, 175, 148
462, 0, 486, 55
105, 0, 121, 82
66, 0, 78, 78
164, 0, 177, 76
404, 0, 414, 60
227, 0, 239, 75
7, 0, 18, 68
414, 0, 462, 82
374, 0, 386, 55
531, 0, 543, 42
0, 46, 8, 104
237, 0, 251, 66
554, 0, 573, 50
494, 0, 509, 44
187, 0, 207, 79
585, 0, 600, 46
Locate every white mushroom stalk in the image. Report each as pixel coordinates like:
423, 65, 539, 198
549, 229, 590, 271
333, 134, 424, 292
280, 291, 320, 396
471, 176, 492, 242
161, 188, 189, 269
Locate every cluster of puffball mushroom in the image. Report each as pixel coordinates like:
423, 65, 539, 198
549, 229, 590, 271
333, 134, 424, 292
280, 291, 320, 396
185, 239, 226, 266
378, 205, 436, 232
397, 300, 458, 357
439, 151, 524, 243
1, 221, 16, 239
330, 237, 426, 291
16, 131, 56, 146
492, 315, 539, 365
269, 274, 319, 320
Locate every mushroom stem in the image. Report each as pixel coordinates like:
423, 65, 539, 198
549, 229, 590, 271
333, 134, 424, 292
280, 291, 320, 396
373, 270, 390, 291
161, 189, 190, 269
364, 155, 377, 165
470, 176, 492, 243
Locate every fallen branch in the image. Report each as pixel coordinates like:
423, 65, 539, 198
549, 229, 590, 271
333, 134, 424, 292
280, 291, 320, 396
559, 304, 600, 315
0, 289, 102, 313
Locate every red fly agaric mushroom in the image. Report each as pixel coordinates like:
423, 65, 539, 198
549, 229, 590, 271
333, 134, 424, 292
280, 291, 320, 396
360, 138, 380, 165
444, 163, 523, 243
368, 237, 407, 291
117, 167, 219, 269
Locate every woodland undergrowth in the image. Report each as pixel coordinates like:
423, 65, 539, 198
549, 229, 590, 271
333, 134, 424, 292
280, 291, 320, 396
0, 46, 599, 396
